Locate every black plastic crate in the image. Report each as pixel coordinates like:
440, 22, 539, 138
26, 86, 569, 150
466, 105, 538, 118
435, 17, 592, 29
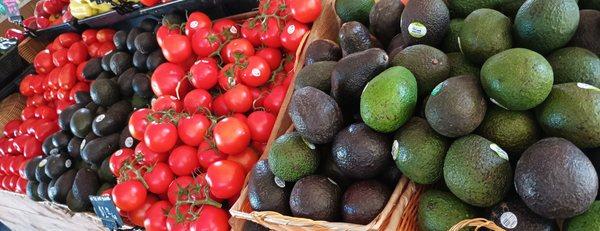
34, 21, 82, 42
0, 65, 34, 100
0, 45, 27, 87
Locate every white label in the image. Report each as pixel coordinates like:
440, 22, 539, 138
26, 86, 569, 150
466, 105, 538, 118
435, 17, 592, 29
38, 159, 47, 167
95, 114, 106, 123
125, 137, 134, 148
431, 82, 445, 96
274, 176, 286, 188
327, 177, 338, 186
49, 187, 57, 196
252, 68, 261, 77
80, 139, 87, 150
230, 26, 238, 34
115, 149, 123, 156
391, 140, 399, 160
303, 138, 315, 150
500, 212, 518, 229
577, 82, 598, 90
49, 148, 59, 155
490, 98, 509, 110
65, 159, 72, 168
408, 22, 427, 38
490, 143, 509, 161
287, 24, 295, 34
190, 21, 199, 29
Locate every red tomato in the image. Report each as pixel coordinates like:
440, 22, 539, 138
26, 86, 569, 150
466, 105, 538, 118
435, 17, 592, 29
240, 56, 272, 87
213, 117, 251, 155
28, 94, 46, 107
56, 88, 70, 101
32, 120, 59, 141
224, 84, 253, 113
34, 105, 56, 120
68, 82, 89, 101
259, 0, 285, 15
161, 34, 192, 63
152, 95, 183, 112
57, 32, 81, 48
227, 148, 258, 173
185, 12, 212, 37
140, 0, 160, 6
183, 89, 212, 114
36, 17, 50, 29
19, 75, 35, 96
212, 19, 239, 40
240, 20, 261, 46
217, 63, 240, 90
189, 206, 230, 231
191, 28, 221, 58
260, 18, 282, 48
177, 114, 210, 147
21, 106, 36, 121
220, 38, 255, 63
264, 85, 286, 114
33, 50, 54, 74
52, 49, 68, 67
165, 205, 191, 231
211, 95, 229, 116
256, 47, 282, 70
168, 145, 200, 176
67, 41, 89, 64
23, 137, 42, 158
135, 142, 168, 165
81, 29, 98, 45
76, 61, 87, 81
289, 0, 322, 23
205, 160, 245, 199
42, 0, 63, 15
97, 29, 116, 43
47, 67, 61, 90
109, 148, 134, 177
166, 176, 208, 204
87, 42, 101, 58
144, 121, 178, 153
112, 180, 148, 211
129, 108, 152, 141
58, 63, 77, 89
189, 58, 219, 89
144, 200, 171, 231
3, 120, 21, 138
246, 111, 276, 143
9, 156, 24, 175
156, 26, 181, 48
280, 19, 310, 51
15, 177, 27, 193
197, 141, 226, 170
143, 162, 174, 194
128, 195, 158, 227
97, 42, 115, 56
151, 63, 190, 98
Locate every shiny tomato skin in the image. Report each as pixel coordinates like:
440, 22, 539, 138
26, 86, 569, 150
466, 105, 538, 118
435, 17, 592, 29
220, 38, 255, 64
213, 117, 251, 155
280, 19, 310, 51
144, 121, 178, 153
168, 145, 200, 176
151, 63, 190, 98
144, 200, 171, 231
205, 160, 245, 199
189, 206, 230, 231
246, 111, 276, 143
177, 114, 210, 147
112, 180, 148, 212
143, 162, 174, 194
128, 108, 152, 141
183, 89, 212, 114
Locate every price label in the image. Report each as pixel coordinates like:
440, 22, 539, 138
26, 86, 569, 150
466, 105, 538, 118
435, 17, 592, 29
2, 0, 21, 24
89, 196, 124, 230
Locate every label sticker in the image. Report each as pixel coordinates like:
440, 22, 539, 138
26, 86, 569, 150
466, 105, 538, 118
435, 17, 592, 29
252, 68, 261, 77
327, 177, 338, 186
114, 149, 123, 156
302, 138, 315, 150
38, 159, 47, 167
274, 176, 286, 188
577, 82, 598, 90
500, 212, 518, 229
80, 139, 87, 150
95, 114, 106, 123
49, 148, 59, 156
230, 26, 238, 34
408, 22, 427, 38
391, 140, 399, 160
431, 82, 446, 96
457, 36, 463, 53
490, 143, 509, 161
65, 159, 72, 168
190, 21, 198, 29
287, 24, 296, 34
125, 137, 134, 148
490, 98, 509, 110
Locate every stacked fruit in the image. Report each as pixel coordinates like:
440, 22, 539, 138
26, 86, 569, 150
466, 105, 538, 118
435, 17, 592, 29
249, 0, 600, 229
24, 0, 74, 30
0, 121, 28, 193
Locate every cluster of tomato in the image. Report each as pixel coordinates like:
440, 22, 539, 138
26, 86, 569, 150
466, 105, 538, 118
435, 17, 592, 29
24, 0, 74, 30
104, 0, 322, 230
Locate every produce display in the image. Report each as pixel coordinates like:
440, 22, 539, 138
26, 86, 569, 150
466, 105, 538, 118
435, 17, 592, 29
24, 0, 74, 30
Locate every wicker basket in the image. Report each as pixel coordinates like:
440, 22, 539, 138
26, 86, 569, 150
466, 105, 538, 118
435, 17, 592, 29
0, 93, 25, 135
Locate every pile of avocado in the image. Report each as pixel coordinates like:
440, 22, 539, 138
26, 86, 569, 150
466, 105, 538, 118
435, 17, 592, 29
23, 18, 162, 212
249, 0, 600, 229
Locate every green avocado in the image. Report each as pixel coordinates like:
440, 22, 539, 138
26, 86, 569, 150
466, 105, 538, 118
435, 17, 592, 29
459, 8, 513, 64
546, 47, 600, 87
418, 189, 477, 231
268, 132, 319, 182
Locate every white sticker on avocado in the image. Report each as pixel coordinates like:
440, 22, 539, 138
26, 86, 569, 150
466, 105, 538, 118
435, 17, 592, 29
230, 26, 238, 34
49, 148, 59, 156
95, 114, 106, 123
287, 24, 296, 34
49, 187, 57, 196
327, 177, 338, 186
490, 98, 509, 110
38, 159, 47, 167
457, 36, 463, 54
80, 139, 87, 150
65, 159, 72, 168
490, 143, 509, 161
577, 82, 598, 90
408, 22, 427, 38
274, 176, 286, 188
302, 138, 315, 150
125, 137, 134, 148
431, 82, 445, 96
391, 140, 399, 160
500, 212, 518, 229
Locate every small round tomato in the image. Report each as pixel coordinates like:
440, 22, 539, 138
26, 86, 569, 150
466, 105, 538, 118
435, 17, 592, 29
185, 12, 212, 37
189, 58, 219, 89
264, 85, 286, 114
211, 95, 230, 116
135, 142, 168, 165
87, 40, 101, 57
256, 47, 282, 70
165, 205, 191, 231
280, 19, 310, 51
246, 111, 276, 143
34, 105, 57, 120
227, 148, 258, 173
151, 63, 190, 98
97, 42, 116, 56
224, 84, 253, 113
3, 120, 21, 138
183, 89, 212, 114
97, 29, 116, 43
213, 117, 251, 155
260, 18, 282, 48
76, 61, 87, 82
197, 141, 226, 170
56, 32, 81, 48
144, 121, 178, 153
144, 200, 171, 231
217, 63, 240, 90
21, 106, 36, 121
143, 162, 175, 194
109, 148, 134, 177
140, 0, 159, 7
81, 29, 98, 45
289, 0, 322, 23
161, 34, 192, 63
191, 28, 222, 59
240, 56, 271, 87
168, 145, 200, 176
33, 50, 54, 74
156, 25, 181, 48
189, 206, 230, 231
112, 180, 148, 212
212, 19, 239, 40
177, 114, 210, 147
220, 38, 255, 64
15, 177, 27, 193
127, 195, 157, 227
152, 95, 183, 112
205, 160, 245, 199
19, 75, 35, 96
33, 120, 59, 141
129, 108, 152, 141
67, 41, 89, 65
58, 63, 77, 89
240, 20, 261, 46
52, 49, 68, 67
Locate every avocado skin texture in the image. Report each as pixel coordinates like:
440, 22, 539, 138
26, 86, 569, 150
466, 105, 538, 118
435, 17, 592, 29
515, 137, 598, 219
26, 181, 42, 201
565, 201, 600, 230
341, 180, 392, 224
442, 19, 464, 53
401, 0, 450, 46
478, 105, 541, 155
369, 0, 403, 46
481, 48, 553, 110
460, 9, 513, 64
514, 0, 580, 54
25, 156, 43, 181
317, 144, 352, 190
67, 189, 90, 212
289, 87, 343, 144
303, 39, 342, 66
488, 199, 558, 231
425, 75, 487, 138
569, 10, 600, 55
547, 47, 600, 87
248, 159, 291, 215
268, 132, 319, 182
392, 45, 449, 97
339, 21, 374, 57
98, 157, 116, 184
335, 0, 374, 26
91, 78, 121, 107
45, 153, 70, 179
72, 168, 100, 205
294, 61, 337, 93
92, 100, 133, 137
496, 0, 526, 19
290, 175, 341, 221
81, 133, 120, 165
59, 104, 83, 131
332, 123, 392, 179
418, 189, 477, 231
444, 135, 512, 207
37, 182, 50, 201
242, 221, 269, 231
393, 117, 449, 185
48, 169, 77, 204
448, 0, 500, 17
331, 48, 389, 114
536, 83, 600, 148
360, 66, 418, 133
447, 52, 480, 77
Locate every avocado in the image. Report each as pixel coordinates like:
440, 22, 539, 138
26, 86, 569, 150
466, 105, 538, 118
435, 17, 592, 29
70, 108, 94, 138
446, 52, 480, 77
90, 78, 121, 106
140, 18, 158, 32
134, 32, 158, 54
317, 144, 352, 189
48, 169, 77, 204
44, 153, 72, 179
52, 131, 71, 152
96, 71, 114, 80
515, 137, 598, 219
480, 48, 553, 110
132, 73, 153, 98
109, 52, 132, 76
35, 158, 52, 183
146, 50, 166, 72
81, 133, 120, 164
26, 181, 42, 201
117, 68, 136, 97
425, 75, 487, 137
497, 0, 526, 19
377, 163, 402, 187
565, 201, 600, 230
331, 48, 389, 114
569, 10, 599, 55
294, 61, 336, 93
59, 104, 83, 131
536, 83, 600, 148
387, 34, 408, 58
101, 52, 113, 72
133, 51, 148, 72
248, 159, 291, 215
131, 94, 150, 109
401, 0, 450, 46
68, 137, 83, 159
332, 123, 392, 179
74, 92, 92, 105
290, 175, 341, 221
369, 0, 403, 46
478, 105, 541, 155
72, 168, 100, 204
92, 100, 132, 137
360, 66, 418, 133
98, 157, 116, 184
418, 189, 477, 231
442, 19, 464, 53
514, 0, 580, 54
341, 180, 391, 224
488, 199, 558, 231
444, 135, 512, 207
162, 13, 184, 25
339, 21, 374, 57
25, 156, 43, 181
288, 86, 343, 144
391, 45, 449, 97
242, 221, 269, 231
83, 58, 103, 80
392, 117, 449, 185
460, 8, 513, 64
67, 189, 90, 212
126, 28, 142, 53
37, 182, 50, 201
447, 0, 499, 17
268, 132, 319, 182
42, 136, 58, 156
335, 0, 374, 26
113, 30, 127, 51
304, 39, 342, 66
547, 47, 600, 87
119, 127, 137, 149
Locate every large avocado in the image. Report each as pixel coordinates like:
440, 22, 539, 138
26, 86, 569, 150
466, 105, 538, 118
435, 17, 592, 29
83, 58, 103, 81
113, 30, 127, 51
117, 68, 137, 97
418, 189, 477, 231
90, 78, 121, 106
368, 0, 403, 46
564, 201, 600, 230
35, 157, 52, 183
248, 159, 291, 215
289, 175, 341, 221
478, 105, 541, 155
400, 0, 450, 46
568, 10, 600, 55
288, 86, 343, 144
303, 39, 342, 66
546, 47, 600, 87
146, 50, 166, 72
48, 169, 77, 204
126, 28, 142, 53
391, 45, 449, 97
44, 153, 72, 179
341, 180, 391, 224
70, 108, 94, 138
71, 168, 100, 204
37, 182, 50, 201
26, 181, 42, 201
81, 133, 120, 164
67, 137, 83, 159
459, 8, 512, 64
339, 21, 374, 57
51, 131, 71, 152
294, 61, 337, 93
74, 92, 92, 105
268, 132, 319, 182
24, 156, 43, 181
101, 52, 114, 72
92, 100, 132, 137
132, 51, 148, 72
109, 52, 132, 76
58, 104, 83, 131
132, 73, 153, 98
66, 189, 90, 212
134, 32, 158, 54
